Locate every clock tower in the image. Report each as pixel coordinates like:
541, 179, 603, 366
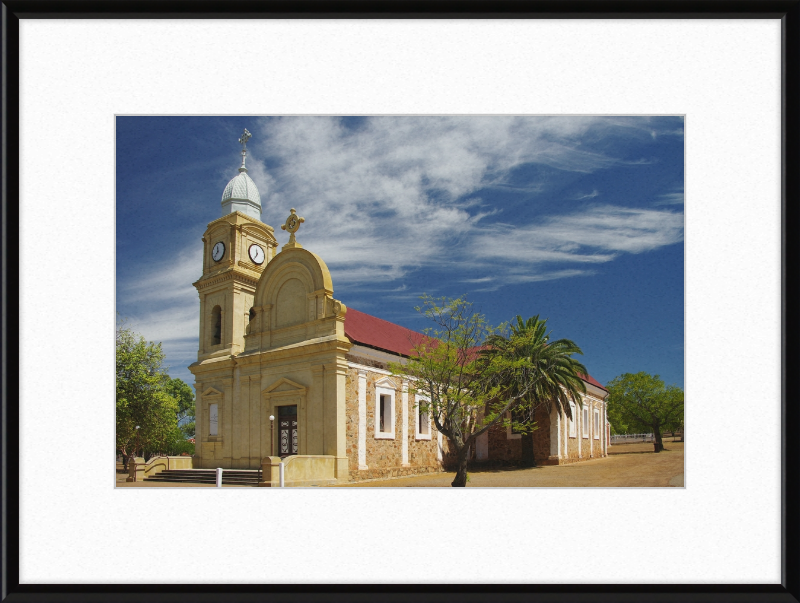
193, 129, 278, 360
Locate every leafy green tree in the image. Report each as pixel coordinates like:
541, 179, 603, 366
391, 296, 587, 487
607, 406, 634, 436
146, 425, 195, 458
605, 372, 684, 452
116, 321, 179, 465
166, 377, 195, 438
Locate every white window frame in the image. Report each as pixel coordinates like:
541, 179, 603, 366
415, 395, 432, 440
582, 406, 590, 439
569, 401, 577, 438
374, 384, 395, 439
594, 408, 601, 439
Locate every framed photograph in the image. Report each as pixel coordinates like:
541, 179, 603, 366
3, 2, 796, 601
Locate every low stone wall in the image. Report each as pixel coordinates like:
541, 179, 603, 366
259, 455, 346, 487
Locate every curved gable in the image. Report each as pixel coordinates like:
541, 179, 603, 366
244, 247, 347, 351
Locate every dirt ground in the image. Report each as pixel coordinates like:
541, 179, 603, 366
116, 440, 684, 488
337, 441, 684, 488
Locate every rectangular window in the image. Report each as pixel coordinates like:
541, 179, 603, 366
419, 407, 429, 434
209, 403, 219, 436
569, 402, 576, 437
583, 407, 589, 438
415, 396, 432, 440
594, 409, 600, 439
380, 394, 391, 432
375, 386, 395, 439
506, 410, 522, 440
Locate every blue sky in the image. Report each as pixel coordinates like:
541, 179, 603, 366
116, 116, 684, 390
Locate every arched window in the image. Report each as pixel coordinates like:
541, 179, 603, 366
211, 305, 222, 345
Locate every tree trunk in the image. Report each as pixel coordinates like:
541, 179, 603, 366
653, 428, 664, 452
521, 433, 535, 467
451, 448, 469, 487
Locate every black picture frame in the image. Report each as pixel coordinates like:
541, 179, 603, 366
1, 2, 796, 602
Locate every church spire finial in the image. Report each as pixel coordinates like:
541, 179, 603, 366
238, 128, 252, 172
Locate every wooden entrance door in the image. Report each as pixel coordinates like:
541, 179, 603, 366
277, 405, 298, 457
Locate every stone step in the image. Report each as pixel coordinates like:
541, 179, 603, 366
147, 475, 257, 482
158, 470, 259, 476
144, 469, 261, 485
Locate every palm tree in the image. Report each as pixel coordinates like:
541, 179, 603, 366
481, 315, 588, 467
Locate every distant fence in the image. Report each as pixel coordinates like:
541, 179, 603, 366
611, 433, 654, 444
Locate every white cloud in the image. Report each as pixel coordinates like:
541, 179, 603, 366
124, 305, 198, 345
574, 189, 600, 200
242, 117, 685, 292
535, 205, 684, 254
119, 249, 201, 304
655, 192, 685, 206
118, 249, 201, 352
468, 269, 595, 292
122, 118, 683, 342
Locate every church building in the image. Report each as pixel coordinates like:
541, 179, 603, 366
189, 131, 610, 484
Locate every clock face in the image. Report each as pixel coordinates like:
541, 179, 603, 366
249, 244, 265, 265
212, 241, 225, 262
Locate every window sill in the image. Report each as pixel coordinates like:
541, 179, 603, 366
415, 433, 432, 441
375, 432, 395, 440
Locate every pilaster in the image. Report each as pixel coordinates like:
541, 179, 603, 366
357, 370, 368, 470
401, 380, 409, 467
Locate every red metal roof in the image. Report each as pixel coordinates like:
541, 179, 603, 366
343, 307, 606, 391
578, 373, 608, 392
344, 307, 426, 357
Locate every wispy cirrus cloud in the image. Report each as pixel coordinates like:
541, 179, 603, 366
248, 116, 683, 292
574, 189, 600, 200
119, 249, 201, 304
654, 191, 685, 206
118, 116, 684, 373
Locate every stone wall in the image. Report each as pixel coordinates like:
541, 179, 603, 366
345, 365, 442, 481
483, 405, 551, 466
487, 424, 522, 462
532, 406, 552, 463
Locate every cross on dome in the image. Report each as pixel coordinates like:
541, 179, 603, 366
238, 128, 252, 172
220, 128, 262, 219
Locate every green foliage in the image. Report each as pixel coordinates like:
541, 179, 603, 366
116, 320, 180, 458
146, 425, 195, 458
390, 296, 496, 453
482, 315, 587, 434
391, 295, 588, 486
606, 372, 684, 443
166, 377, 196, 438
